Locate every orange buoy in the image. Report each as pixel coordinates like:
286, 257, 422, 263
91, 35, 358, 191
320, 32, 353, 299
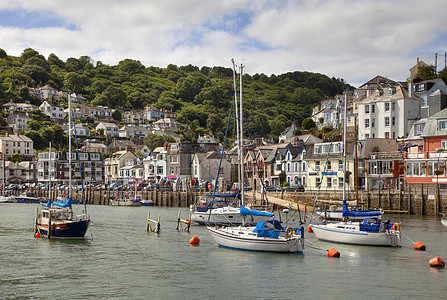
189, 236, 200, 245
414, 241, 426, 251
307, 226, 313, 233
429, 257, 445, 268
327, 248, 340, 257
184, 218, 190, 224
35, 232, 41, 238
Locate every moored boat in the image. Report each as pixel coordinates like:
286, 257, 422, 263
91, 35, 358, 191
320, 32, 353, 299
16, 192, 45, 203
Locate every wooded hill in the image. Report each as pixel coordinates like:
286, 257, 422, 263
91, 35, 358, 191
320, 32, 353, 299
0, 48, 350, 142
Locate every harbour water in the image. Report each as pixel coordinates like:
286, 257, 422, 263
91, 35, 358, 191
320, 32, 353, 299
1, 203, 446, 299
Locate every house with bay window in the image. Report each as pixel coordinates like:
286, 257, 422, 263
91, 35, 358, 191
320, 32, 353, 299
405, 107, 447, 184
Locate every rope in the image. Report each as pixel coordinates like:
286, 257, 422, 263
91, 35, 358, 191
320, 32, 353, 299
306, 238, 329, 252
91, 221, 129, 241
401, 232, 416, 244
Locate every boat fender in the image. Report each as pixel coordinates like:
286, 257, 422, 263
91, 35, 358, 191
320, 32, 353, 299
189, 236, 200, 245
429, 257, 445, 268
327, 248, 340, 257
285, 227, 293, 238
307, 226, 313, 233
414, 241, 426, 251
391, 223, 399, 231
35, 232, 41, 238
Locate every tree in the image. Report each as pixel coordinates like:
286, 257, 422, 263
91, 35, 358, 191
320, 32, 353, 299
302, 117, 316, 131
143, 133, 174, 151
270, 114, 289, 136
416, 65, 437, 80
10, 153, 20, 163
112, 109, 122, 121
27, 120, 42, 131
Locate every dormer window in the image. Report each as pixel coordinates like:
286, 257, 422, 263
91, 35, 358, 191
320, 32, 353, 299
375, 90, 380, 97
387, 88, 395, 96
415, 124, 423, 135
439, 120, 447, 130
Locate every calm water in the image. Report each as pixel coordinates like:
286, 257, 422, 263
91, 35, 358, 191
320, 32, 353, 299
0, 204, 446, 299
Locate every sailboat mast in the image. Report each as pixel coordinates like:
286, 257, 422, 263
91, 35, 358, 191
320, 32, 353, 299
231, 59, 241, 198
239, 64, 244, 206
68, 94, 72, 199
343, 92, 347, 202
49, 142, 51, 200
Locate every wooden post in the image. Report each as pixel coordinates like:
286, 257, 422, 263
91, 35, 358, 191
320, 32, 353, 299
421, 183, 424, 216
34, 207, 38, 235
47, 210, 52, 239
388, 186, 391, 210
146, 211, 150, 232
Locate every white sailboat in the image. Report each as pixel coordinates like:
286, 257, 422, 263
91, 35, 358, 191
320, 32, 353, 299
35, 95, 90, 239
190, 60, 272, 226
440, 213, 447, 228
207, 61, 304, 253
310, 93, 401, 247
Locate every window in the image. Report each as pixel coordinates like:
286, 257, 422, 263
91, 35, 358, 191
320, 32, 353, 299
338, 160, 343, 170
387, 89, 393, 96
365, 105, 370, 114
170, 144, 179, 150
385, 132, 390, 139
316, 177, 321, 187
365, 119, 370, 128
406, 163, 413, 176
327, 161, 332, 170
315, 161, 320, 171
372, 118, 375, 128
416, 124, 423, 135
302, 162, 306, 172
385, 117, 390, 127
385, 103, 390, 111
327, 177, 332, 188
441, 140, 447, 149
338, 177, 344, 188
439, 120, 447, 129
392, 116, 395, 126
170, 156, 178, 163
372, 105, 375, 113
365, 134, 369, 138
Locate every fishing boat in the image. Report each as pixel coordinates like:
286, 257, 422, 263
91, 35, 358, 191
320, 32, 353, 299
207, 61, 303, 253
310, 93, 401, 247
109, 194, 142, 206
141, 199, 154, 206
34, 95, 90, 239
16, 192, 45, 203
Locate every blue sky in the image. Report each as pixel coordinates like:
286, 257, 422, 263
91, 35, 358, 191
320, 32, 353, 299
0, 0, 446, 87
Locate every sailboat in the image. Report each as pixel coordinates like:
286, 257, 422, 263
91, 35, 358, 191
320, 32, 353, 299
440, 213, 447, 228
190, 59, 272, 226
310, 93, 401, 247
207, 61, 304, 253
34, 95, 90, 239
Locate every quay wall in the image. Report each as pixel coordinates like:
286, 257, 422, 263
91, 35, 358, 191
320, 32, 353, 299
10, 183, 447, 216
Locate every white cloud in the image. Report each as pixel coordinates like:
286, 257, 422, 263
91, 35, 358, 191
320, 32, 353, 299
0, 0, 447, 87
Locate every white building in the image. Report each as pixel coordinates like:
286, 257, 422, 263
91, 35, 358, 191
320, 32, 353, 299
0, 134, 35, 158
357, 83, 421, 140
39, 101, 65, 120
96, 122, 119, 137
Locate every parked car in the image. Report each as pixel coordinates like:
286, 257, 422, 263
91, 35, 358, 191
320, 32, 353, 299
265, 185, 282, 192
283, 185, 305, 192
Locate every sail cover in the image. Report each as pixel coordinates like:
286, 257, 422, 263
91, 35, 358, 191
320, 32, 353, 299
342, 200, 382, 217
53, 198, 73, 208
240, 205, 274, 217
207, 190, 240, 199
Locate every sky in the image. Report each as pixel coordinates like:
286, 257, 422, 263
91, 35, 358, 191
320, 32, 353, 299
0, 0, 446, 87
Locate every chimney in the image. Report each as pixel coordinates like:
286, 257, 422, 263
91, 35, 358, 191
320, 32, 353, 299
408, 80, 413, 98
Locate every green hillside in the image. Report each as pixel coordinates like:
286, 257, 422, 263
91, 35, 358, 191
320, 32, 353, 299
0, 47, 350, 141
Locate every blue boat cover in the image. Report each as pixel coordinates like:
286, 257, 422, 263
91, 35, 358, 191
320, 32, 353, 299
41, 200, 52, 208
342, 200, 382, 217
207, 190, 240, 199
252, 220, 282, 238
240, 205, 274, 217
53, 198, 72, 208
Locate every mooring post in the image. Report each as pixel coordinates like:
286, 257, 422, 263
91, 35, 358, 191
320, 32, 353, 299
47, 210, 52, 239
